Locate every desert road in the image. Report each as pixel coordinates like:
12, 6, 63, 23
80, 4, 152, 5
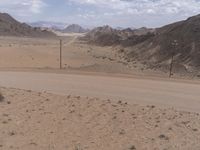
0, 71, 200, 112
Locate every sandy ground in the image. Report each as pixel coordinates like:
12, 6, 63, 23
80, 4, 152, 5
0, 36, 171, 78
0, 35, 200, 149
0, 71, 200, 113
0, 35, 116, 69
53, 31, 87, 37
0, 87, 200, 150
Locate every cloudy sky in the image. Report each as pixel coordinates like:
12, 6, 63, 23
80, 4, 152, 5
0, 0, 200, 28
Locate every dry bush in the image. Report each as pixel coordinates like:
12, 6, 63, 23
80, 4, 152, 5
0, 92, 4, 102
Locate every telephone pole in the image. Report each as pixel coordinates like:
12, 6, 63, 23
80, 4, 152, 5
169, 54, 174, 78
60, 39, 62, 69
169, 40, 178, 78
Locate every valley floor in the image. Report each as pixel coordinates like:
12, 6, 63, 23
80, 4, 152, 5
0, 35, 200, 150
0, 36, 187, 79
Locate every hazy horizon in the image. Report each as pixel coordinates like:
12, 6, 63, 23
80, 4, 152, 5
1, 0, 200, 28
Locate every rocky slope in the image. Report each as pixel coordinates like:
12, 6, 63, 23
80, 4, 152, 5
62, 24, 89, 33
83, 25, 154, 46
125, 14, 200, 73
83, 14, 200, 74
83, 25, 121, 46
0, 13, 55, 37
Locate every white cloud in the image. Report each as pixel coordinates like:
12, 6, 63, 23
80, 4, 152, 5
65, 0, 200, 27
30, 0, 46, 14
69, 0, 200, 15
0, 0, 46, 15
0, 0, 200, 27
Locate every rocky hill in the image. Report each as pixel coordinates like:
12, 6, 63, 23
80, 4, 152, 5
126, 14, 200, 73
0, 13, 55, 37
83, 14, 200, 74
83, 25, 121, 46
62, 24, 89, 33
83, 25, 154, 46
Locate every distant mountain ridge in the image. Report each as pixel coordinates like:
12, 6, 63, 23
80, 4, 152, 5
29, 21, 68, 30
0, 13, 55, 37
83, 25, 121, 46
83, 25, 154, 46
61, 24, 89, 33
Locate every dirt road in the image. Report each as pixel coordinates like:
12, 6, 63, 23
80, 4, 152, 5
0, 71, 200, 112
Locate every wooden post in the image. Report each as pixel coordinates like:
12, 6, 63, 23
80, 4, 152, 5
169, 54, 174, 78
60, 39, 62, 69
169, 40, 178, 78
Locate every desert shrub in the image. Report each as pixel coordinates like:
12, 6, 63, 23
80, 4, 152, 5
0, 93, 4, 102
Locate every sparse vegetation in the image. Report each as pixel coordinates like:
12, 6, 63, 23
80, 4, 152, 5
159, 134, 169, 140
0, 92, 4, 102
129, 145, 136, 150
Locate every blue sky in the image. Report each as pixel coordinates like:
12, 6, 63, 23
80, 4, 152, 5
0, 0, 200, 28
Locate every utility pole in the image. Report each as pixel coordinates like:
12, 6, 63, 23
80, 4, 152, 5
169, 54, 174, 78
60, 39, 62, 69
169, 40, 178, 78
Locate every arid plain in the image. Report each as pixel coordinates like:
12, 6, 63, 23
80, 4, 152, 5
0, 36, 168, 77
0, 35, 200, 150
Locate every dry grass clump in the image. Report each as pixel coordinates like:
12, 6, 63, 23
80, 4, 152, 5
0, 92, 4, 102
